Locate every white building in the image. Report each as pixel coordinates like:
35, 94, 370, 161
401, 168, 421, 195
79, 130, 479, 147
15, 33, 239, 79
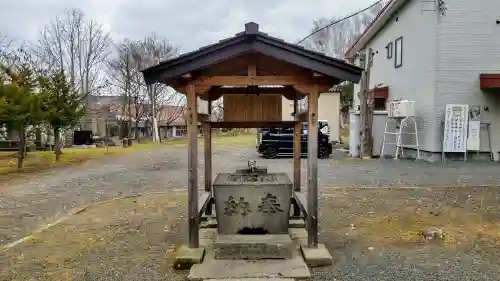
345, 0, 500, 161
281, 92, 342, 143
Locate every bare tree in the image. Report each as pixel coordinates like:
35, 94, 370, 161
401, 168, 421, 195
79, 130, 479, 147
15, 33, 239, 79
303, 3, 384, 59
107, 39, 140, 137
129, 33, 179, 140
156, 89, 186, 127
0, 34, 12, 65
107, 34, 179, 139
129, 69, 149, 138
211, 97, 224, 121
35, 9, 111, 131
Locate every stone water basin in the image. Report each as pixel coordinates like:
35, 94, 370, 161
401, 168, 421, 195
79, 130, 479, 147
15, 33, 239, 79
213, 172, 292, 235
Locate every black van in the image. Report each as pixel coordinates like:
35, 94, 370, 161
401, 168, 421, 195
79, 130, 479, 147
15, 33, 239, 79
256, 121, 333, 159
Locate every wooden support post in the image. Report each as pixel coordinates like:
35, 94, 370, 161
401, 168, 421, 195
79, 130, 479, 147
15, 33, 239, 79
307, 86, 319, 248
293, 98, 302, 217
204, 98, 213, 216
187, 82, 199, 249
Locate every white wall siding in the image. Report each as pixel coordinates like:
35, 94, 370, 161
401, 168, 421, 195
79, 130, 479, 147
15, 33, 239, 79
435, 0, 500, 159
358, 0, 439, 151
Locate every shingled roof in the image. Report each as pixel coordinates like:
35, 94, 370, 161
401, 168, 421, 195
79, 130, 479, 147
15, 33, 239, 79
142, 22, 363, 86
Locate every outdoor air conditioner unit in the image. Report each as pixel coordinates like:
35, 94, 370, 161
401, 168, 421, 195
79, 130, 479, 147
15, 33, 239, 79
388, 100, 415, 118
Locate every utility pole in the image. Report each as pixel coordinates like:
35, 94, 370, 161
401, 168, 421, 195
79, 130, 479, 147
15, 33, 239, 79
359, 49, 374, 159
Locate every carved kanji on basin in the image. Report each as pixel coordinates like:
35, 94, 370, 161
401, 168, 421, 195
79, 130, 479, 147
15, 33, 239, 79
258, 193, 283, 214
214, 172, 292, 234
224, 196, 251, 216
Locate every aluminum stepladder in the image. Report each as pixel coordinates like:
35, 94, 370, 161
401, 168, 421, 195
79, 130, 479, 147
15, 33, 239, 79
381, 116, 420, 160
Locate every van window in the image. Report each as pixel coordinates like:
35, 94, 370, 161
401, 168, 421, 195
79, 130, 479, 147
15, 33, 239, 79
281, 128, 294, 134
269, 128, 280, 134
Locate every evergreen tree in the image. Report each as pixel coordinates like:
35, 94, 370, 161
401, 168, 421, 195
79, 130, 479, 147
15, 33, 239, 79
0, 58, 48, 169
39, 70, 86, 161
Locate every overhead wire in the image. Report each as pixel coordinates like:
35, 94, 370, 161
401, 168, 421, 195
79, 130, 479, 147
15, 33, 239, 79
297, 0, 383, 45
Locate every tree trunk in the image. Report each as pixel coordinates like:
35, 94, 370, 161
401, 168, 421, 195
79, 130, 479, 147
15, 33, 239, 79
134, 120, 140, 139
17, 126, 26, 171
54, 126, 62, 162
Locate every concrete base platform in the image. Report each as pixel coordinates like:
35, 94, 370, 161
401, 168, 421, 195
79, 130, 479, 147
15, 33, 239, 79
205, 279, 294, 281
300, 243, 333, 268
200, 228, 217, 247
214, 234, 294, 260
173, 245, 205, 270
188, 246, 311, 280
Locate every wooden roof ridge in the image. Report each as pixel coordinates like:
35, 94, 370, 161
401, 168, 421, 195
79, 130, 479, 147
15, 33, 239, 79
142, 22, 363, 85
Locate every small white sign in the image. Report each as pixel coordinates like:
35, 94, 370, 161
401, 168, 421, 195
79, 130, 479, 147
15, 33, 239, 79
442, 104, 469, 153
467, 105, 481, 151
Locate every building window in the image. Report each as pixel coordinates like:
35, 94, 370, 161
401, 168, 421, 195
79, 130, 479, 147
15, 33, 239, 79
394, 36, 403, 68
373, 98, 387, 110
359, 54, 366, 69
386, 42, 393, 59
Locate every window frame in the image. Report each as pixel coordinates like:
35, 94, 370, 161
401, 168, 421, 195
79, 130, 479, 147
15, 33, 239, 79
386, 42, 393, 59
394, 36, 403, 68
373, 97, 387, 110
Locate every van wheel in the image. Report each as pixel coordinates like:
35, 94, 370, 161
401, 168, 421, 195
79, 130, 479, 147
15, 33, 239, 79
263, 146, 278, 159
319, 146, 329, 159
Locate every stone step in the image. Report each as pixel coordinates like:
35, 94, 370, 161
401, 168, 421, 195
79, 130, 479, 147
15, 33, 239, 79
189, 245, 310, 280
203, 278, 295, 281
214, 234, 294, 260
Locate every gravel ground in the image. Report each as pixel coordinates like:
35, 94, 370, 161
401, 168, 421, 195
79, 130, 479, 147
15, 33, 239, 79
1, 187, 499, 281
1, 140, 500, 280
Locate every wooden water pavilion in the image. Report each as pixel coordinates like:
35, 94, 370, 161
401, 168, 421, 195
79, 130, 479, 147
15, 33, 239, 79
142, 22, 362, 251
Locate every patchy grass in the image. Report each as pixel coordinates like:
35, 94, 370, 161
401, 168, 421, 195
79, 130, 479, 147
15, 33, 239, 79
319, 187, 500, 251
0, 133, 256, 180
0, 142, 159, 178
0, 190, 189, 281
212, 132, 256, 146
161, 132, 257, 147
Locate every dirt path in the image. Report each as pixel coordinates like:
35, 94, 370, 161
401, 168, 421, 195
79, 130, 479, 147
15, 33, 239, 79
2, 142, 500, 247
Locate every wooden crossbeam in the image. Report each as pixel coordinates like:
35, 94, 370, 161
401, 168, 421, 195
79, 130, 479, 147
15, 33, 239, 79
195, 75, 330, 87
206, 121, 298, 128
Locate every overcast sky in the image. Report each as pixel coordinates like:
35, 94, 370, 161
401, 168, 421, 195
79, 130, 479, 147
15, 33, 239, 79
1, 0, 376, 53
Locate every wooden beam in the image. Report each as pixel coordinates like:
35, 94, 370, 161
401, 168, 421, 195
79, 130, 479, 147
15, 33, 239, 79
248, 63, 257, 77
294, 83, 332, 94
175, 84, 212, 95
307, 85, 319, 248
198, 113, 210, 122
203, 98, 213, 216
293, 99, 302, 217
181, 73, 192, 79
204, 101, 212, 192
207, 120, 297, 129
293, 191, 308, 219
195, 75, 331, 87
186, 82, 199, 249
296, 111, 308, 122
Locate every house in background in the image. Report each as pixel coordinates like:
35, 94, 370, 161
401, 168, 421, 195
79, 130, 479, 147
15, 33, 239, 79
345, 0, 500, 161
157, 105, 187, 138
281, 92, 342, 143
88, 95, 209, 139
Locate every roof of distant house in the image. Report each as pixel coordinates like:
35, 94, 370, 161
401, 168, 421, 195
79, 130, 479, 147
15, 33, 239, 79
88, 95, 126, 104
